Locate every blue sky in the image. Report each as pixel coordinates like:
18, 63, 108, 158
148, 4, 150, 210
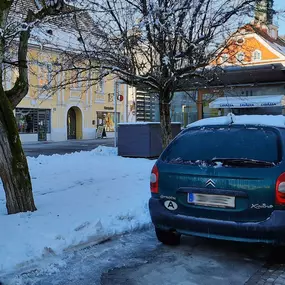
275, 0, 285, 35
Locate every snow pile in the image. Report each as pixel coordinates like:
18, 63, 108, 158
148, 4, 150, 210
91, 145, 118, 156
188, 114, 285, 128
0, 147, 154, 273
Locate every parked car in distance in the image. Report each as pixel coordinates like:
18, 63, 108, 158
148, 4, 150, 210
149, 114, 285, 246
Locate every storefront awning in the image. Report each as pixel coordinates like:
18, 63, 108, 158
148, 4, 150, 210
209, 95, 285, 109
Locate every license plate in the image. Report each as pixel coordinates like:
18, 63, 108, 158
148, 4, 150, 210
187, 193, 235, 208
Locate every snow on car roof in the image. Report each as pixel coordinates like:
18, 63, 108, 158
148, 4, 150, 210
118, 122, 181, 125
187, 113, 285, 128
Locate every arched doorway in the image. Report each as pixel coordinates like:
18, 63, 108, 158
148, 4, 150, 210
67, 107, 83, 140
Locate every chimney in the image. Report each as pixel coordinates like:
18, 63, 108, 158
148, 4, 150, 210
269, 24, 279, 39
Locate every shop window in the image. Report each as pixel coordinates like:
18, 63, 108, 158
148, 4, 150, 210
245, 90, 253, 96
97, 111, 120, 132
16, 108, 51, 134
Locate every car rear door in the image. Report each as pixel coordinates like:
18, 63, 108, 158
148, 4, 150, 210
157, 125, 284, 222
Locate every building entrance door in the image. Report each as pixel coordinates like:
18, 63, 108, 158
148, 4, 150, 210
67, 108, 77, 139
38, 110, 49, 141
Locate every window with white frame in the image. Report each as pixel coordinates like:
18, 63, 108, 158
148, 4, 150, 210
70, 70, 82, 89
236, 37, 245, 45
38, 62, 52, 89
96, 79, 104, 93
252, 50, 262, 61
236, 52, 245, 62
221, 54, 229, 63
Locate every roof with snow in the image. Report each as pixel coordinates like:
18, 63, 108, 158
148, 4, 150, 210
240, 24, 285, 56
187, 114, 285, 129
7, 0, 99, 52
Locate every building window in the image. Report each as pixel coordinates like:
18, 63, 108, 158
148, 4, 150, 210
15, 108, 51, 134
252, 50, 262, 61
95, 92, 105, 102
236, 37, 245, 45
236, 52, 245, 62
221, 54, 229, 63
70, 70, 82, 89
97, 111, 120, 132
245, 90, 253, 96
108, 93, 114, 102
38, 63, 52, 89
96, 79, 104, 93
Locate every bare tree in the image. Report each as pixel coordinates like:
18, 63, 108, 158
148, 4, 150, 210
50, 0, 258, 148
0, 0, 67, 214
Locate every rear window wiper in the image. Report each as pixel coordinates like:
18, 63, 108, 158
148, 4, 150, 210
211, 158, 275, 167
168, 158, 209, 166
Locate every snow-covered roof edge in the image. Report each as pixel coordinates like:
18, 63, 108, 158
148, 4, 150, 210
187, 114, 285, 128
118, 122, 181, 125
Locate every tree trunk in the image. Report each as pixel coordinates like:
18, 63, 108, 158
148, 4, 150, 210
159, 92, 172, 149
0, 88, 36, 214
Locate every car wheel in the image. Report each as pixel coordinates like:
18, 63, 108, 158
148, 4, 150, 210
269, 245, 285, 264
155, 227, 181, 246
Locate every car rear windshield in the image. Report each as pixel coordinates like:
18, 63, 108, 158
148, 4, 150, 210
161, 126, 281, 164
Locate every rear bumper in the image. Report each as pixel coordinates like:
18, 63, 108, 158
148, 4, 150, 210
149, 198, 285, 245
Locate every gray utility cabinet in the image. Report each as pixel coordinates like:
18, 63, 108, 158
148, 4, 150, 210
118, 122, 181, 158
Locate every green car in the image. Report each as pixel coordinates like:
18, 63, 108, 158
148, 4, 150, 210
149, 115, 285, 246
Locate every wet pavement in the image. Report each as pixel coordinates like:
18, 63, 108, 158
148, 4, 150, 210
22, 138, 114, 157
2, 228, 285, 285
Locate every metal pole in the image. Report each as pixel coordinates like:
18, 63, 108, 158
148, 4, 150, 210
124, 84, 128, 123
114, 81, 118, 147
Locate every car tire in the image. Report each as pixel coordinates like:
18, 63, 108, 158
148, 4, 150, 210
155, 227, 181, 246
269, 245, 285, 264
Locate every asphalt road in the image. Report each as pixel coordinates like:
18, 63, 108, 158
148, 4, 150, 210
2, 228, 284, 285
22, 138, 114, 157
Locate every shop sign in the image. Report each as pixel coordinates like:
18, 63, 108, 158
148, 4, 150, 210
261, 102, 277, 107
104, 106, 114, 110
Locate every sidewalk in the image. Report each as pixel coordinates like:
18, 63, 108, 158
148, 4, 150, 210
246, 264, 285, 284
0, 146, 154, 273
245, 248, 285, 285
22, 138, 115, 157
22, 138, 113, 146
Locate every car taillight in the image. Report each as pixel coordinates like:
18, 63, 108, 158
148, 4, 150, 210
276, 173, 285, 205
150, 164, 159, 194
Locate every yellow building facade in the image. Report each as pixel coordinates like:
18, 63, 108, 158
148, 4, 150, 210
4, 45, 127, 142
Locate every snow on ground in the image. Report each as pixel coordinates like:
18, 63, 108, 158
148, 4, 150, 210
0, 146, 154, 273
